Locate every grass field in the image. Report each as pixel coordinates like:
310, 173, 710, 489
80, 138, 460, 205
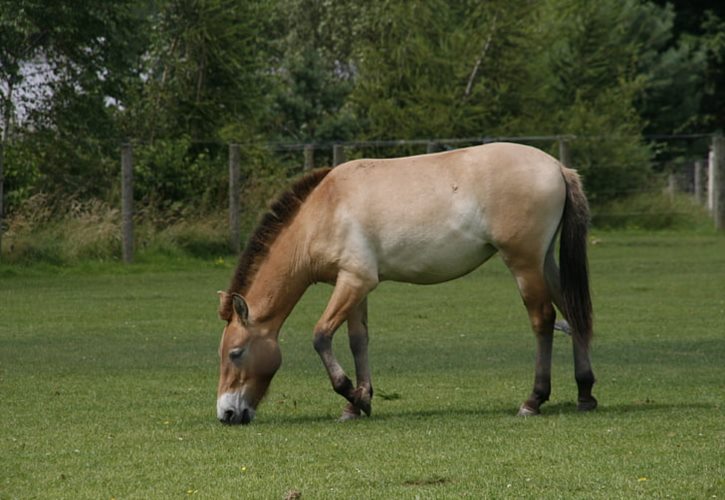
1, 231, 723, 499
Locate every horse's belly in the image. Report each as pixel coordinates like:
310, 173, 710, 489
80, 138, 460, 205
376, 229, 496, 284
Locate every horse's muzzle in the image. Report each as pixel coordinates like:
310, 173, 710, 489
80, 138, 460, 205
217, 392, 255, 425
219, 408, 253, 425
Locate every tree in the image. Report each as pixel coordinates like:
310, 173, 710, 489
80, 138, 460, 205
526, 0, 693, 200
131, 0, 271, 143
265, 0, 363, 143
349, 0, 538, 140
651, 0, 725, 131
0, 0, 146, 201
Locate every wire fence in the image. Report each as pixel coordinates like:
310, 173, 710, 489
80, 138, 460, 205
0, 133, 723, 263
125, 133, 725, 261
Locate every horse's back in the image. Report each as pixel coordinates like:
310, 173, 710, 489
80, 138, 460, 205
306, 143, 567, 284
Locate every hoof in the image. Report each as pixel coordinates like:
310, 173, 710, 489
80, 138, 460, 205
577, 397, 598, 412
352, 387, 372, 417
338, 403, 361, 422
517, 404, 541, 417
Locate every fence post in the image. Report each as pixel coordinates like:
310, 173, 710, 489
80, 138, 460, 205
558, 137, 572, 167
694, 160, 705, 205
667, 172, 677, 200
0, 142, 4, 260
712, 134, 725, 231
229, 143, 241, 254
304, 144, 314, 171
333, 144, 346, 167
708, 149, 715, 213
427, 141, 438, 154
121, 143, 134, 264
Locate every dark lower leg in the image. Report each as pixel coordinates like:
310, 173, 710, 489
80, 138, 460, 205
573, 340, 597, 411
348, 299, 373, 416
518, 299, 555, 416
520, 329, 553, 415
313, 332, 356, 404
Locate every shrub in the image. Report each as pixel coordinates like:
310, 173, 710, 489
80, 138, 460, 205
592, 191, 713, 230
1, 194, 121, 264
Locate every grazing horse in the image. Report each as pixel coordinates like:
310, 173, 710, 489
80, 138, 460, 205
216, 142, 597, 425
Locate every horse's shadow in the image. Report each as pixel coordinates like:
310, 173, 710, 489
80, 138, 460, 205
251, 400, 718, 427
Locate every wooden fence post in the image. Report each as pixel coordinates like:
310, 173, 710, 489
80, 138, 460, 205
121, 143, 134, 264
712, 134, 725, 231
558, 137, 572, 167
694, 160, 704, 205
229, 143, 241, 254
667, 172, 677, 200
427, 141, 438, 154
333, 144, 346, 167
304, 144, 314, 171
0, 142, 4, 259
708, 149, 715, 213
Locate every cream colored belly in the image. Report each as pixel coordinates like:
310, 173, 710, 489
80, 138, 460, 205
377, 236, 497, 284
373, 209, 497, 284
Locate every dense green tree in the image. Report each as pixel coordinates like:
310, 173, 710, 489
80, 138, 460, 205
265, 0, 363, 143
130, 0, 270, 142
349, 0, 538, 140
117, 0, 273, 208
1, 0, 721, 217
0, 0, 146, 202
525, 0, 710, 199
652, 0, 725, 131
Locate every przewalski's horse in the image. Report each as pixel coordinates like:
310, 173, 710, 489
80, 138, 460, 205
216, 142, 596, 425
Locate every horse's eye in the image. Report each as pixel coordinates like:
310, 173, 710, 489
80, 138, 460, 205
229, 347, 245, 362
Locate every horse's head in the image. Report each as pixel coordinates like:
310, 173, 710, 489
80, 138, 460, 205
216, 292, 281, 425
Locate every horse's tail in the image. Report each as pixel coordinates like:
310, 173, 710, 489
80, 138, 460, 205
559, 167, 593, 349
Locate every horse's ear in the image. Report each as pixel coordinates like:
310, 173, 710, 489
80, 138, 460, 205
231, 293, 250, 325
217, 291, 231, 321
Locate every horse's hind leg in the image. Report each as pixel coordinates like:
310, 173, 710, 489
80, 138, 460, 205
544, 247, 570, 334
508, 264, 557, 416
544, 247, 597, 411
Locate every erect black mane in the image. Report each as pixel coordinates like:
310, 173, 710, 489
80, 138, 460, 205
219, 168, 332, 320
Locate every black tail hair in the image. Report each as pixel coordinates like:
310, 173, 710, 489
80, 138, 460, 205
559, 168, 593, 348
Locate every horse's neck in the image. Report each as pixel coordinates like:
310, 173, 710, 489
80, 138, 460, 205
245, 227, 311, 334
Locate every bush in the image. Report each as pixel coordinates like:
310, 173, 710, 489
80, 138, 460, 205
138, 211, 229, 259
133, 138, 227, 210
592, 191, 713, 230
1, 195, 121, 264
0, 158, 293, 264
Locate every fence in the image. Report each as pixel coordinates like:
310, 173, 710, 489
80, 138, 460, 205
0, 134, 723, 263
113, 134, 725, 263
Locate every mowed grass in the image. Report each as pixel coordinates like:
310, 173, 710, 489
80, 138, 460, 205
1, 231, 723, 499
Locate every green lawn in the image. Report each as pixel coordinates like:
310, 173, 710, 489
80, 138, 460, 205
1, 231, 723, 499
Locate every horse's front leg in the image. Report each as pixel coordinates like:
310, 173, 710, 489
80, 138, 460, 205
342, 298, 373, 420
313, 273, 375, 421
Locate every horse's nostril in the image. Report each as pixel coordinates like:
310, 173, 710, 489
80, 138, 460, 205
221, 410, 234, 424
241, 408, 252, 425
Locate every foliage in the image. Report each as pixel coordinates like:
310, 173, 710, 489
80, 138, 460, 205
132, 138, 226, 209
562, 89, 653, 203
266, 0, 362, 143
0, 0, 146, 199
127, 0, 271, 142
1, 0, 723, 233
1, 194, 121, 263
349, 0, 536, 139
593, 191, 714, 230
